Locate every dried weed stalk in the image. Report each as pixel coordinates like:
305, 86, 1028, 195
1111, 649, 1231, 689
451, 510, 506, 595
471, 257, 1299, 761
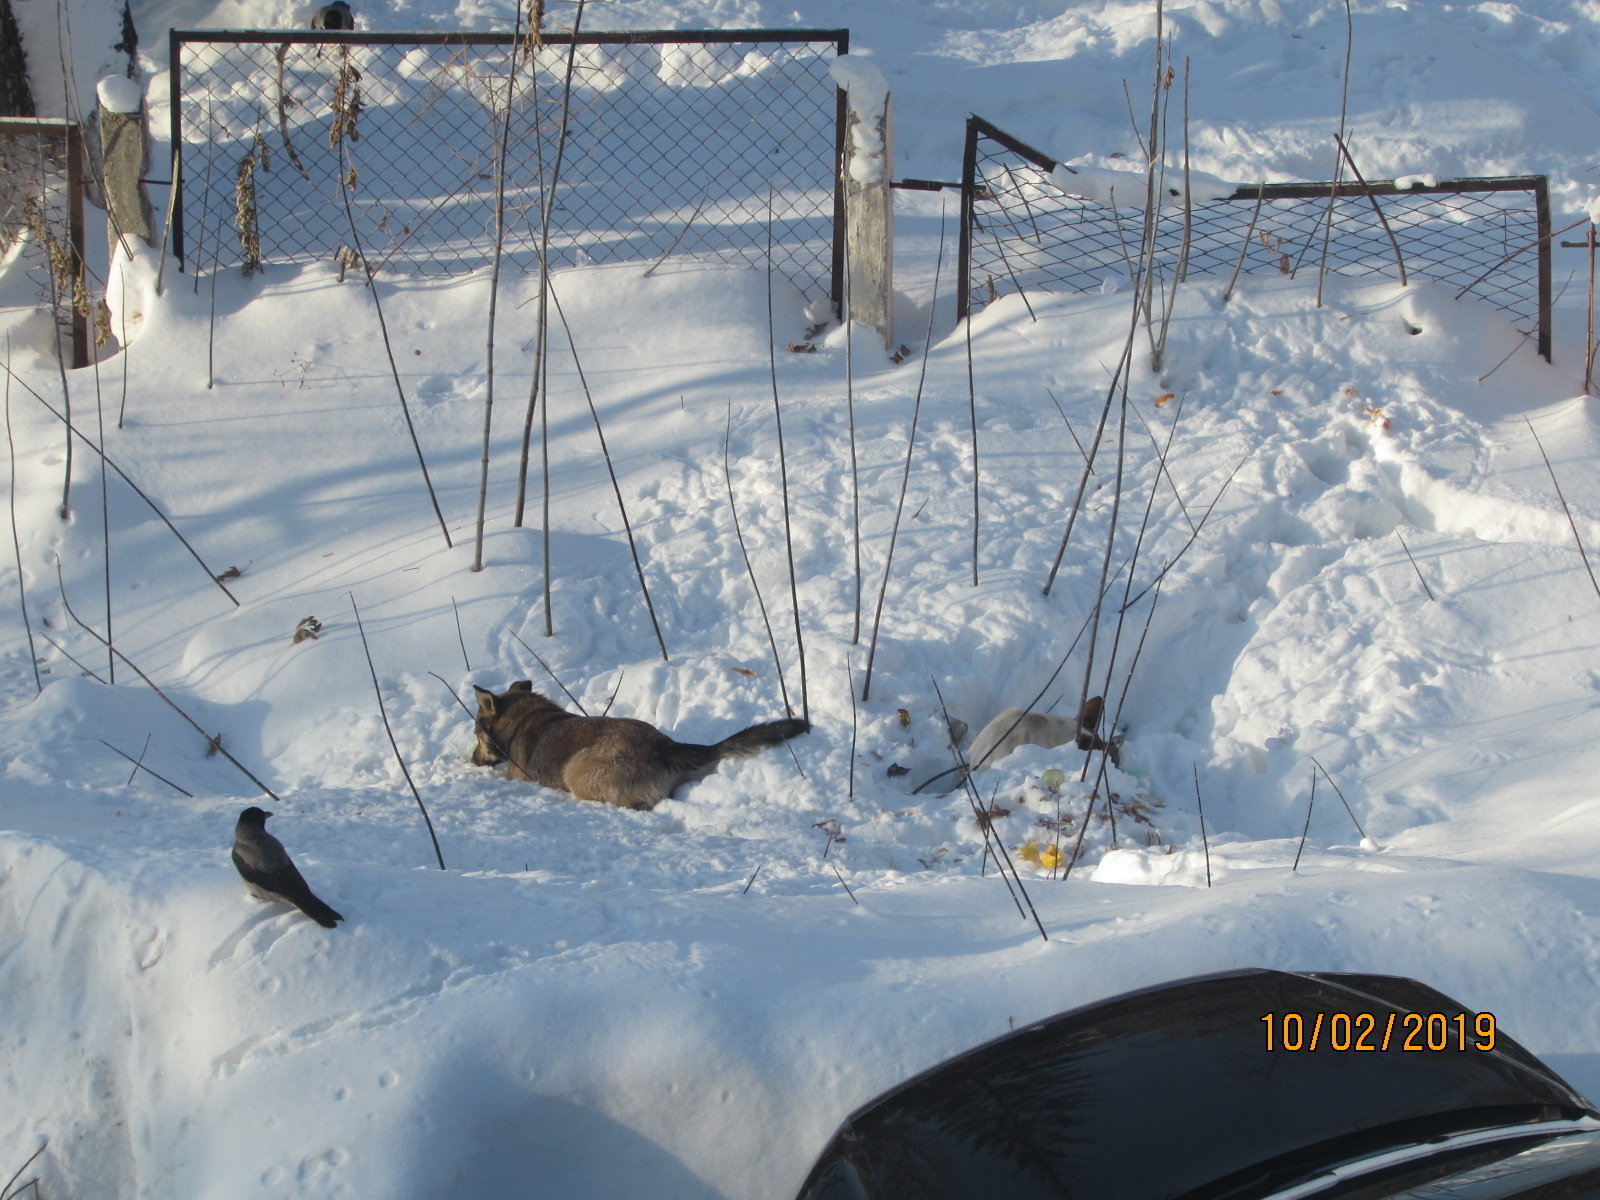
234, 143, 263, 277
273, 46, 313, 181
329, 50, 363, 149
4, 343, 42, 693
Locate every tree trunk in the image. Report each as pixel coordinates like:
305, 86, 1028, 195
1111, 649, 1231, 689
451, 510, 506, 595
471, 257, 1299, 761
0, 0, 35, 117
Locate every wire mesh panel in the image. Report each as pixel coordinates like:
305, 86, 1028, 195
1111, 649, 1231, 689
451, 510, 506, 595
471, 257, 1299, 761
170, 29, 846, 300
0, 117, 87, 367
959, 117, 1552, 360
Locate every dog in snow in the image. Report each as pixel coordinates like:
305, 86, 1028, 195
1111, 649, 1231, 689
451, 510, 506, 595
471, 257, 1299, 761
968, 695, 1113, 770
471, 681, 809, 810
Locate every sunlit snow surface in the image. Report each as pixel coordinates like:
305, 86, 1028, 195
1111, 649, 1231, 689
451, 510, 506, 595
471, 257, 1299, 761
7, 1, 1600, 1197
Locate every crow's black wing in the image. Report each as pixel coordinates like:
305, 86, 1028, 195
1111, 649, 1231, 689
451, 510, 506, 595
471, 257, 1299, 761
233, 847, 344, 928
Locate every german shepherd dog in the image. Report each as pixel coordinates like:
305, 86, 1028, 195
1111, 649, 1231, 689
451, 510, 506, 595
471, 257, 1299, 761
471, 681, 810, 810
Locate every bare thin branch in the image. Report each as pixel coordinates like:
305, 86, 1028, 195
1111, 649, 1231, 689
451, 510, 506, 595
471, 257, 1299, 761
547, 278, 668, 661
451, 595, 473, 669
507, 628, 588, 713
1, 357, 240, 606
348, 593, 445, 870
1334, 133, 1407, 286
1526, 416, 1600, 605
472, 17, 527, 572
1292, 769, 1317, 872
334, 122, 453, 550
765, 196, 809, 720
99, 739, 194, 797
930, 674, 1045, 939
58, 561, 278, 801
1393, 529, 1435, 601
723, 401, 794, 717
40, 631, 106, 682
863, 206, 947, 701
1309, 756, 1368, 841
4, 343, 42, 692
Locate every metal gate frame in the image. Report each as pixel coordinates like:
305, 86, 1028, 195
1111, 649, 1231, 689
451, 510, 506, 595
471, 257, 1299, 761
958, 116, 1552, 362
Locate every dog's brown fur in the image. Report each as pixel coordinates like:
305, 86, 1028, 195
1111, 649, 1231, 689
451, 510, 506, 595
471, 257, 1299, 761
471, 681, 809, 810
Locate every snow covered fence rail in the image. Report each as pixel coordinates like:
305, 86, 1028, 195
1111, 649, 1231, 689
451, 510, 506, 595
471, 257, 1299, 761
0, 116, 87, 367
167, 28, 848, 301
958, 115, 1553, 362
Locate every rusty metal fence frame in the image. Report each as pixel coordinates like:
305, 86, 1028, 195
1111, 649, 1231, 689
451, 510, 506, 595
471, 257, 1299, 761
0, 116, 88, 367
959, 116, 1552, 361
168, 28, 848, 303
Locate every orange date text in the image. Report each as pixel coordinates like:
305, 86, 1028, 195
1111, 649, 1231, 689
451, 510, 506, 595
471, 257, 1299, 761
1260, 1011, 1497, 1052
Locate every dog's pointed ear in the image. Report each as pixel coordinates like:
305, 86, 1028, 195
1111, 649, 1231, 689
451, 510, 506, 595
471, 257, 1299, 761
510, 680, 534, 693
473, 685, 497, 716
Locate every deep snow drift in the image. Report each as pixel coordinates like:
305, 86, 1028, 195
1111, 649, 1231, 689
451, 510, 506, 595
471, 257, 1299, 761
7, 2, 1600, 1197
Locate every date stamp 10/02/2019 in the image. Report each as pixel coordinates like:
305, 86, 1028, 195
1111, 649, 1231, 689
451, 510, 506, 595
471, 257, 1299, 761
1261, 1011, 1498, 1052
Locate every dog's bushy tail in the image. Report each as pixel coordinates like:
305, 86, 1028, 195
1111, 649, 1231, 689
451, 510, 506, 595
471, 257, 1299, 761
715, 717, 810, 759
663, 718, 810, 773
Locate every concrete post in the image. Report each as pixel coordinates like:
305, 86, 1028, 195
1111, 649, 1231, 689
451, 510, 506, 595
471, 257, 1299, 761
97, 75, 152, 252
831, 56, 893, 347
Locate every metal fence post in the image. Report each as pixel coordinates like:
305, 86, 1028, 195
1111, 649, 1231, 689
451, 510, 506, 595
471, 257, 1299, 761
956, 117, 977, 324
168, 26, 184, 271
65, 121, 87, 367
1535, 176, 1553, 364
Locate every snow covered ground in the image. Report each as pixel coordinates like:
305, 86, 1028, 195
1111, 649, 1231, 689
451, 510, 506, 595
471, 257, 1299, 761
7, 1, 1600, 1197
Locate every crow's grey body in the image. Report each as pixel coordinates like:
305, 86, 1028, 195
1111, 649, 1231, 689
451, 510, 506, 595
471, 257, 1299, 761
311, 1, 353, 28
231, 807, 343, 928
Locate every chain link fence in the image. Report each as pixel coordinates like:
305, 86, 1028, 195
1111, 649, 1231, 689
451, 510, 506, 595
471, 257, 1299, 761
958, 116, 1552, 361
169, 29, 847, 301
0, 117, 88, 367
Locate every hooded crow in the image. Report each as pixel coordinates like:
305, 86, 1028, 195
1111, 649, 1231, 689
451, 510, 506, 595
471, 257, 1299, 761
231, 807, 344, 928
311, 1, 353, 28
